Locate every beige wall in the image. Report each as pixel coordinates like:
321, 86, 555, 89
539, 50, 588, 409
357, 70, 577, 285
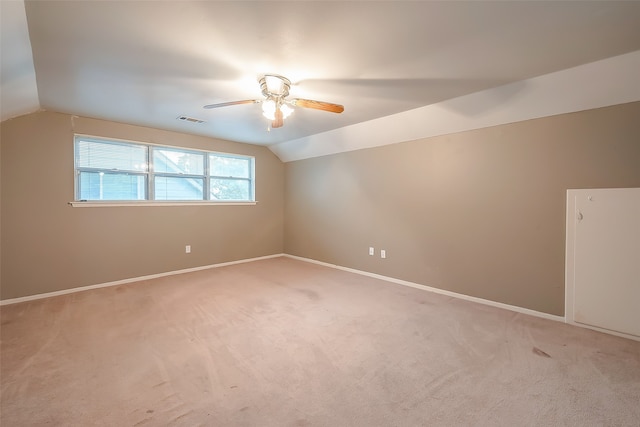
284, 102, 640, 316
2, 103, 639, 313
0, 111, 284, 300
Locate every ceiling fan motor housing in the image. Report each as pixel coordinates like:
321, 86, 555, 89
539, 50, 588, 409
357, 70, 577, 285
260, 74, 291, 99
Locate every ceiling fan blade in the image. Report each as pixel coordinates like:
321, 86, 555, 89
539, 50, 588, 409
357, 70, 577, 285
272, 108, 284, 128
203, 99, 260, 109
291, 98, 344, 113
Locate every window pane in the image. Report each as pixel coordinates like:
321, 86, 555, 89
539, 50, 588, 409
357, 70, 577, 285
76, 139, 147, 172
155, 176, 204, 200
210, 178, 250, 200
74, 136, 255, 203
78, 171, 146, 200
210, 154, 250, 178
154, 148, 204, 175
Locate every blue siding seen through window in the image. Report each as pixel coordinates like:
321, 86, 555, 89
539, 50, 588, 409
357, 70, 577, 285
74, 136, 255, 202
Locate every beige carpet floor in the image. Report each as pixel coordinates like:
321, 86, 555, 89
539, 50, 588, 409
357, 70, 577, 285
1, 257, 639, 426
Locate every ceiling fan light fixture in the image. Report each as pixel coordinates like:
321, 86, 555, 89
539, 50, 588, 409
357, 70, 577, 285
262, 97, 294, 121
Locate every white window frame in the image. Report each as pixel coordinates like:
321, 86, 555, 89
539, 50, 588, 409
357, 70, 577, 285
71, 135, 256, 207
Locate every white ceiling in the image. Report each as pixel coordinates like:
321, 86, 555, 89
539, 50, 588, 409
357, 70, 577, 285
2, 1, 640, 160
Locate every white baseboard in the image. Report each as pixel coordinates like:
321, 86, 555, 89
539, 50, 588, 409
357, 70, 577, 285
0, 254, 284, 306
565, 321, 640, 342
284, 254, 566, 323
0, 252, 565, 324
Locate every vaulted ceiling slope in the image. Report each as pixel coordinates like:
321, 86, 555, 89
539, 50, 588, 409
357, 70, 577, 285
2, 1, 640, 161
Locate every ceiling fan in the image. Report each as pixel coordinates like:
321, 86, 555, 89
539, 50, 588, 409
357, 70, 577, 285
203, 74, 344, 128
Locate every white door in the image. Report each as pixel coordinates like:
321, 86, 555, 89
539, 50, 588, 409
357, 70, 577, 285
568, 188, 640, 338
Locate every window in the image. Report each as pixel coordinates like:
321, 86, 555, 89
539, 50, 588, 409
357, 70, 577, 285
74, 136, 255, 203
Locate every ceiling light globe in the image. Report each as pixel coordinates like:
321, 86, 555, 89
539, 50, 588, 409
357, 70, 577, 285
280, 104, 294, 119
262, 99, 276, 120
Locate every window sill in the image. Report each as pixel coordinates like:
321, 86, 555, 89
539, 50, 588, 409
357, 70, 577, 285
68, 201, 258, 208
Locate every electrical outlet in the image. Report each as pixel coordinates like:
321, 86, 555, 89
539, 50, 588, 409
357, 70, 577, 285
185, 245, 191, 254
369, 247, 375, 256
380, 249, 386, 259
